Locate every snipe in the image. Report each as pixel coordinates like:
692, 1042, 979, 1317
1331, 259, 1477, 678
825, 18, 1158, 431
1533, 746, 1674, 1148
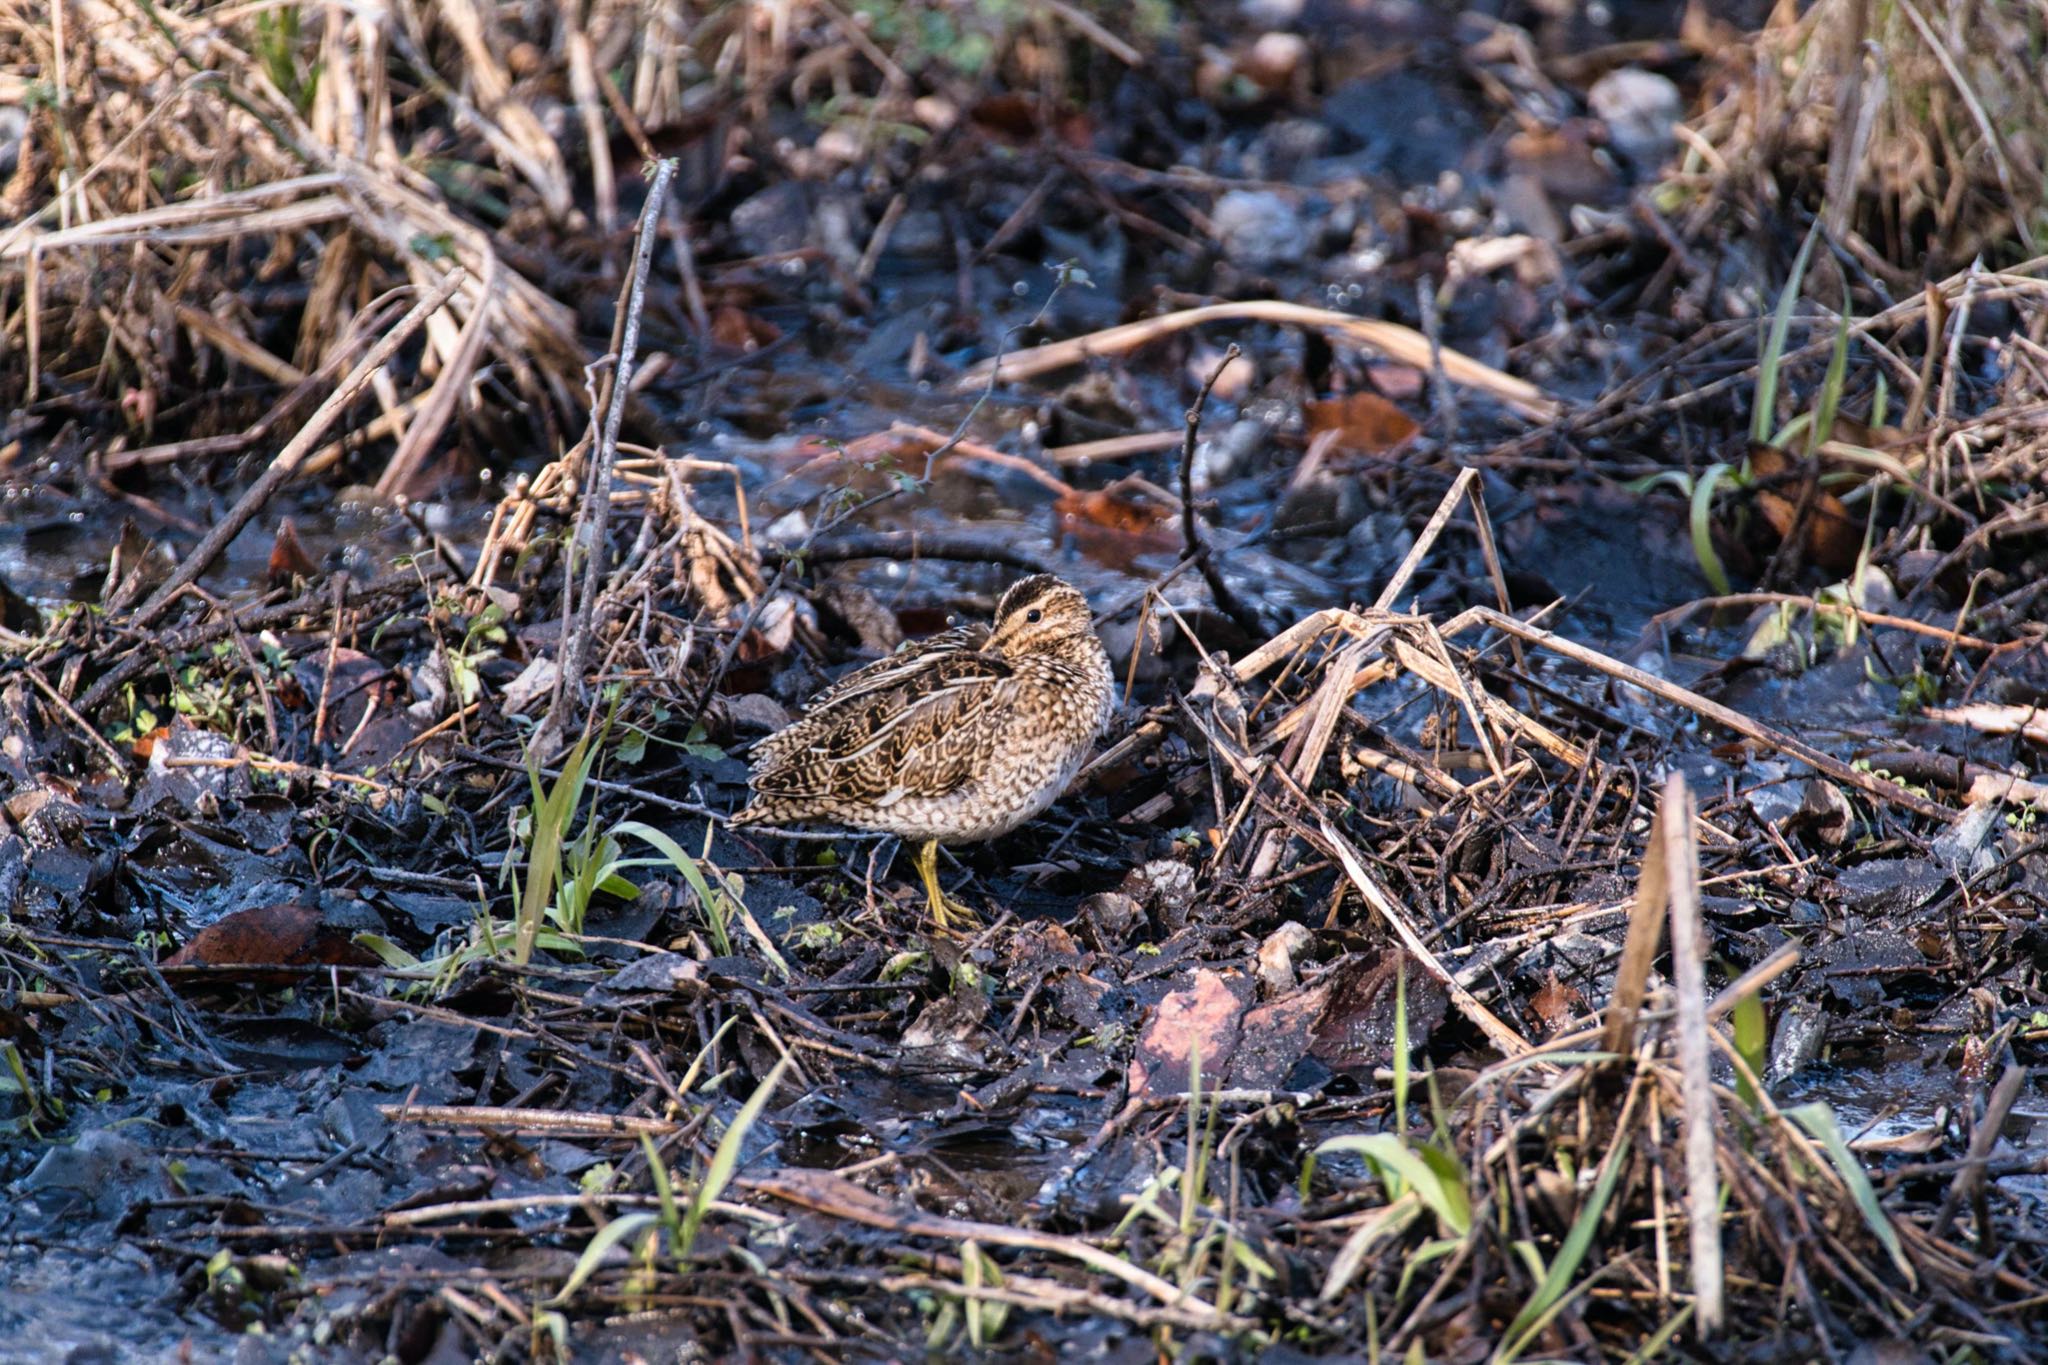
730, 575, 1113, 929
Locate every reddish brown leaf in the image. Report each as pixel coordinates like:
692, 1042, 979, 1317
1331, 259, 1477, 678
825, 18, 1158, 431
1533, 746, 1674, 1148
163, 903, 379, 983
709, 305, 781, 352
970, 93, 1041, 140
1054, 487, 1171, 537
963, 93, 1092, 148
1304, 393, 1421, 457
1748, 444, 1863, 573
268, 516, 318, 585
1128, 969, 1254, 1097
1054, 486, 1179, 571
1528, 971, 1585, 1034
131, 724, 171, 761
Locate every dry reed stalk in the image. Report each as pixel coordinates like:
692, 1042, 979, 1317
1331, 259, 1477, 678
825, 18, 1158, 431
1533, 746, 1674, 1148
131, 268, 467, 628
954, 300, 1561, 421
1440, 607, 1957, 823
1658, 773, 1725, 1336
544, 157, 679, 747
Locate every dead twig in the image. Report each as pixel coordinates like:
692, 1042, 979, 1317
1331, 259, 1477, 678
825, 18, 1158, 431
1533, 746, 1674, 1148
544, 158, 678, 750
1179, 344, 1262, 638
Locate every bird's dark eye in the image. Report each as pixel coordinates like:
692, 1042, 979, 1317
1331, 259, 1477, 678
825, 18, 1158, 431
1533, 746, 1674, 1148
1025, 608, 1042, 623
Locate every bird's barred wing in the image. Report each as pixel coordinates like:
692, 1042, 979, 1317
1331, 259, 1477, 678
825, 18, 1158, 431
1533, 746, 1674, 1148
746, 652, 1019, 804
748, 625, 988, 775
802, 623, 989, 712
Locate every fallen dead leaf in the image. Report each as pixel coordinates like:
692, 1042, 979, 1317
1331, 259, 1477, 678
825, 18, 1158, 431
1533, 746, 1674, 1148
1748, 444, 1862, 573
1304, 393, 1420, 458
163, 903, 380, 983
1128, 969, 1253, 1097
709, 305, 781, 352
1528, 971, 1586, 1034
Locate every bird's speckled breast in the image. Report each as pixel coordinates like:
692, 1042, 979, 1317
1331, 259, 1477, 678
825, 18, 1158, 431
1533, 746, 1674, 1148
852, 636, 1112, 843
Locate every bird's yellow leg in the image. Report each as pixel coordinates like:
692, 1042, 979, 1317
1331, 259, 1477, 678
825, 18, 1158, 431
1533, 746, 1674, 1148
913, 840, 979, 932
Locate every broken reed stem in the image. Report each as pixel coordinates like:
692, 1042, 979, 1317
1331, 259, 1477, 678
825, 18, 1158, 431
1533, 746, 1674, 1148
549, 158, 678, 738
1441, 607, 1958, 823
1373, 467, 1478, 612
1661, 773, 1725, 1337
1601, 787, 1671, 1059
1178, 343, 1262, 638
130, 268, 468, 629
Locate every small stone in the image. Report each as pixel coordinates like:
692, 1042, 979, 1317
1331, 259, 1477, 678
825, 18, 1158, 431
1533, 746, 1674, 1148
1588, 68, 1682, 174
1241, 32, 1310, 96
730, 182, 811, 258
1211, 189, 1310, 269
1256, 921, 1313, 996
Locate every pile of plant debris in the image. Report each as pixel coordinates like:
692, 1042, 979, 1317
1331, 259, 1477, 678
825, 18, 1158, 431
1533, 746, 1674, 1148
4, 0, 2048, 1360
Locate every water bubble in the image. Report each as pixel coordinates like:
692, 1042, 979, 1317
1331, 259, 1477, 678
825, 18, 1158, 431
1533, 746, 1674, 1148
1012, 280, 1029, 297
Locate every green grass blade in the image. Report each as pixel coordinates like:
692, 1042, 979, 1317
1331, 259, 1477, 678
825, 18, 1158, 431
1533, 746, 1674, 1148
1498, 1134, 1631, 1360
1623, 1303, 1695, 1365
1314, 1134, 1470, 1235
641, 1132, 680, 1237
547, 1212, 661, 1305
679, 1055, 792, 1258
613, 820, 736, 956
1786, 1103, 1914, 1285
1393, 959, 1410, 1133
1688, 462, 1735, 595
1809, 301, 1853, 454
1733, 993, 1768, 1115
1754, 220, 1824, 445
515, 734, 589, 965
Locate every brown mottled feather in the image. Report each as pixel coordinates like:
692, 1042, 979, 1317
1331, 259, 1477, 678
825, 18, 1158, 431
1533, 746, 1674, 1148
731, 575, 1113, 844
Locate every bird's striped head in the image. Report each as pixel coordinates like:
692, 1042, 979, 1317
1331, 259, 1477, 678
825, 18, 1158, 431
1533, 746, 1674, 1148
986, 575, 1094, 658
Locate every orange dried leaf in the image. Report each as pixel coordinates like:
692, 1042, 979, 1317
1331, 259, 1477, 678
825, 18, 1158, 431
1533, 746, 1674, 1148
709, 305, 781, 352
1748, 445, 1862, 572
1304, 393, 1421, 456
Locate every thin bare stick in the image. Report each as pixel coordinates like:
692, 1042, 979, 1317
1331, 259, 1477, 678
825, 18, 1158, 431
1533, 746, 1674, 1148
1179, 344, 1262, 637
955, 300, 1560, 421
1374, 467, 1478, 611
1662, 773, 1725, 1336
1440, 607, 1957, 824
547, 157, 678, 741
130, 269, 468, 628
1315, 815, 1533, 1059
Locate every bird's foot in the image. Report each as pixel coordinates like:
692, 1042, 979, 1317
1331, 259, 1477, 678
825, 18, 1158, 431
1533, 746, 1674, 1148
926, 888, 983, 937
912, 841, 980, 937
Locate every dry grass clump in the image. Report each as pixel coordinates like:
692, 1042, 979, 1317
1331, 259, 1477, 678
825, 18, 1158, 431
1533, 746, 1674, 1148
0, 0, 1127, 491
1684, 0, 2047, 273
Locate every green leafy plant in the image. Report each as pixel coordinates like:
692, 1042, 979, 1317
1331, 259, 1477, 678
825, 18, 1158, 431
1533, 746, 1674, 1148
1635, 221, 1867, 596
1495, 1136, 1632, 1364
1108, 1043, 1275, 1324
549, 1056, 792, 1306
609, 821, 740, 957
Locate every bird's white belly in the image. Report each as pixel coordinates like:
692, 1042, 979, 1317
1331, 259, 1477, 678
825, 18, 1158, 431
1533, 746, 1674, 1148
854, 743, 1089, 844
